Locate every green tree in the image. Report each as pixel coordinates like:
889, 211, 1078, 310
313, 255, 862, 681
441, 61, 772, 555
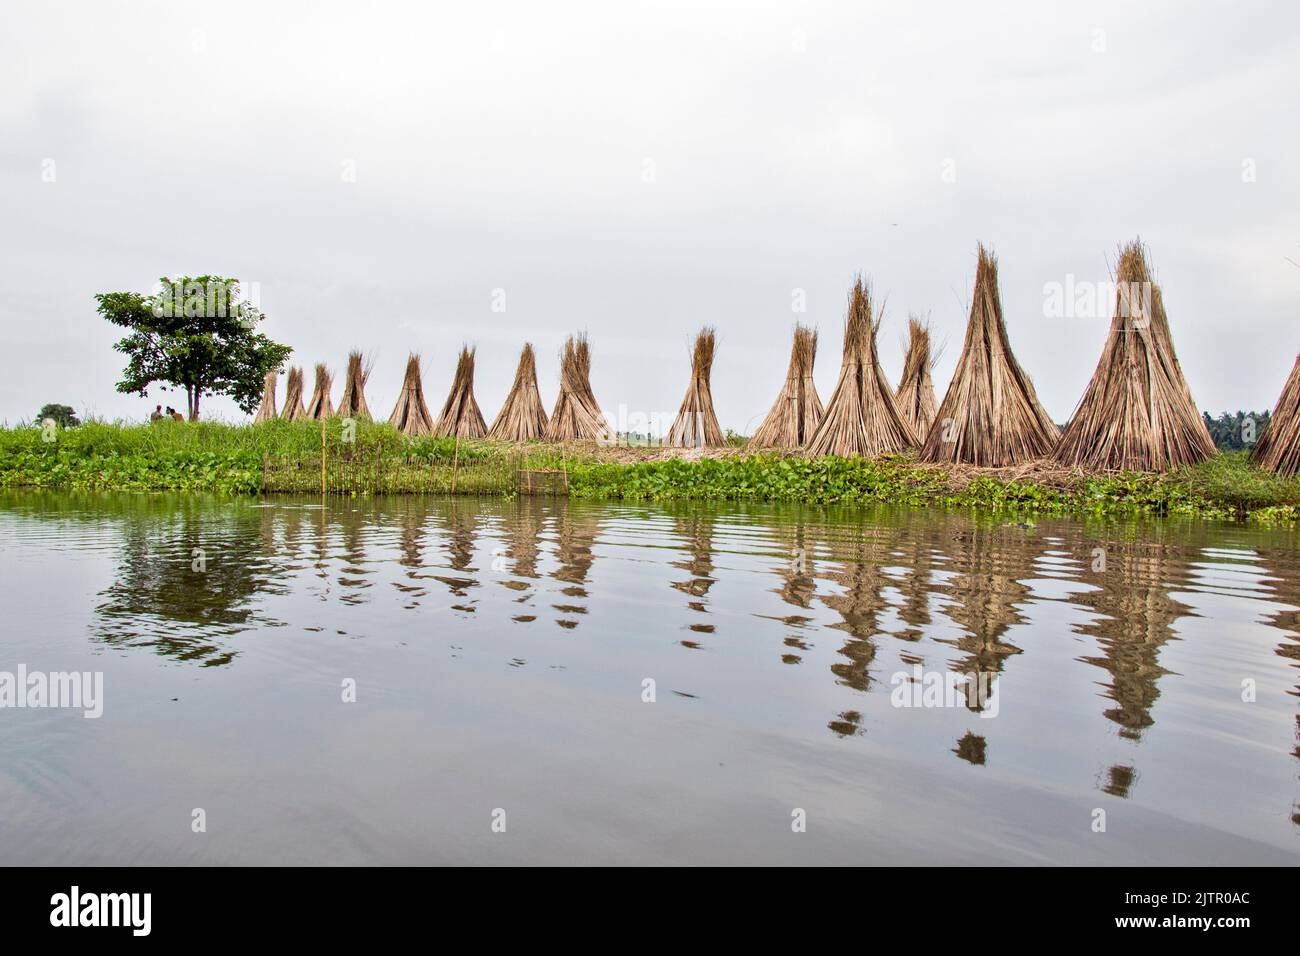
1202, 410, 1271, 451
97, 276, 292, 420
35, 403, 79, 428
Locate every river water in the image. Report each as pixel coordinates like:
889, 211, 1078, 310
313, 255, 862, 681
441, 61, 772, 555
0, 490, 1296, 864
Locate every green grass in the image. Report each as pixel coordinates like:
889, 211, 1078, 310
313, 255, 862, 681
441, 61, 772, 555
2, 421, 1298, 522
567, 450, 1300, 520
1, 417, 499, 460
568, 455, 949, 506
1164, 452, 1300, 520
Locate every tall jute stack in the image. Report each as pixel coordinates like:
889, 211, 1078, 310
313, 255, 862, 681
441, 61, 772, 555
806, 277, 919, 457
920, 245, 1058, 466
280, 366, 308, 422
545, 334, 608, 441
337, 350, 373, 421
304, 363, 335, 421
750, 325, 823, 449
252, 369, 278, 424
1253, 351, 1300, 477
666, 327, 726, 447
894, 315, 939, 438
489, 343, 549, 441
1054, 240, 1214, 472
388, 354, 435, 437
432, 346, 488, 438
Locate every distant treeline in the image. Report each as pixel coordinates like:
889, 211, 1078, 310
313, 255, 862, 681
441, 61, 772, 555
1202, 411, 1271, 452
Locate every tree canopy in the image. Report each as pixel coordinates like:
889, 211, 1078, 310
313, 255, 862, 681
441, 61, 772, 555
1202, 410, 1271, 451
35, 403, 79, 428
97, 277, 292, 420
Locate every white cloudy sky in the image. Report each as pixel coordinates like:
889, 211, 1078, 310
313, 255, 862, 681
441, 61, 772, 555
1, 0, 1297, 430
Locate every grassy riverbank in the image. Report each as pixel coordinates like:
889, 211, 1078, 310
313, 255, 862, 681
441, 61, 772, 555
2, 420, 1299, 521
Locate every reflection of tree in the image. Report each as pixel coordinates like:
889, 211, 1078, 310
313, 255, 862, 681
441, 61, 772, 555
935, 522, 1030, 675
95, 499, 268, 667
1074, 539, 1189, 741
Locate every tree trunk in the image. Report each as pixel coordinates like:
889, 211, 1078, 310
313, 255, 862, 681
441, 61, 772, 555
191, 388, 201, 421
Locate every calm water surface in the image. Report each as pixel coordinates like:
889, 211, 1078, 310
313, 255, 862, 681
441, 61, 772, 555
1, 490, 1297, 865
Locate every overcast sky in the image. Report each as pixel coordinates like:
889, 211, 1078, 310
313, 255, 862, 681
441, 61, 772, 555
1, 0, 1297, 431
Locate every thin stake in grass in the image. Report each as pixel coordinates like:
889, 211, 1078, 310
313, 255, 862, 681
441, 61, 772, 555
388, 353, 435, 437
1054, 240, 1215, 472
280, 366, 308, 422
433, 346, 487, 439
1252, 351, 1300, 477
806, 277, 919, 457
751, 325, 823, 448
252, 369, 278, 424
920, 245, 1058, 466
667, 327, 725, 447
489, 343, 549, 441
